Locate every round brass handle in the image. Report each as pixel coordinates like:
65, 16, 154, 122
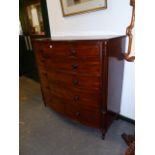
43, 73, 48, 77
72, 80, 79, 85
46, 86, 50, 90
70, 48, 76, 56
75, 112, 80, 116
73, 96, 80, 101
72, 64, 78, 70
49, 45, 53, 48
39, 49, 43, 53
41, 59, 45, 63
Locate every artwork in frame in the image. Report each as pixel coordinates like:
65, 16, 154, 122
60, 0, 107, 16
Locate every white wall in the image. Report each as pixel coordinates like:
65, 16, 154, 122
120, 62, 135, 119
46, 0, 132, 37
46, 0, 135, 119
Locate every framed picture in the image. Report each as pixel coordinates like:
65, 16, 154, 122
60, 0, 107, 16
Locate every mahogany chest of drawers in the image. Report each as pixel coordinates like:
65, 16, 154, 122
32, 36, 126, 139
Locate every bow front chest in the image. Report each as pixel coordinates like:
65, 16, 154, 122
32, 36, 126, 139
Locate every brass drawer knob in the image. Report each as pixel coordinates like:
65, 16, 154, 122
72, 80, 79, 85
41, 59, 45, 63
49, 45, 53, 48
75, 112, 80, 116
73, 96, 80, 101
46, 86, 50, 90
70, 48, 76, 56
39, 49, 43, 53
43, 73, 48, 77
72, 64, 78, 70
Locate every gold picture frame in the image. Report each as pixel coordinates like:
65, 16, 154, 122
60, 0, 107, 16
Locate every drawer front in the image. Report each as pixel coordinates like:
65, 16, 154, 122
46, 57, 101, 76
48, 95, 101, 128
48, 95, 65, 115
79, 108, 101, 128
73, 41, 102, 57
48, 71, 101, 91
65, 103, 101, 128
34, 41, 102, 59
50, 84, 101, 109
65, 103, 80, 121
48, 94, 80, 121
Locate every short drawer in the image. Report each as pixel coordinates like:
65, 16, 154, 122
50, 84, 101, 109
34, 41, 102, 59
48, 71, 101, 91
47, 94, 101, 128
46, 57, 101, 76
65, 103, 101, 128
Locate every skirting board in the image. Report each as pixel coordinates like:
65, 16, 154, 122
118, 114, 135, 125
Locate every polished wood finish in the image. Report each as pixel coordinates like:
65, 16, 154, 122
33, 36, 126, 139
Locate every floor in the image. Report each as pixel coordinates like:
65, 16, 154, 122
19, 76, 134, 155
